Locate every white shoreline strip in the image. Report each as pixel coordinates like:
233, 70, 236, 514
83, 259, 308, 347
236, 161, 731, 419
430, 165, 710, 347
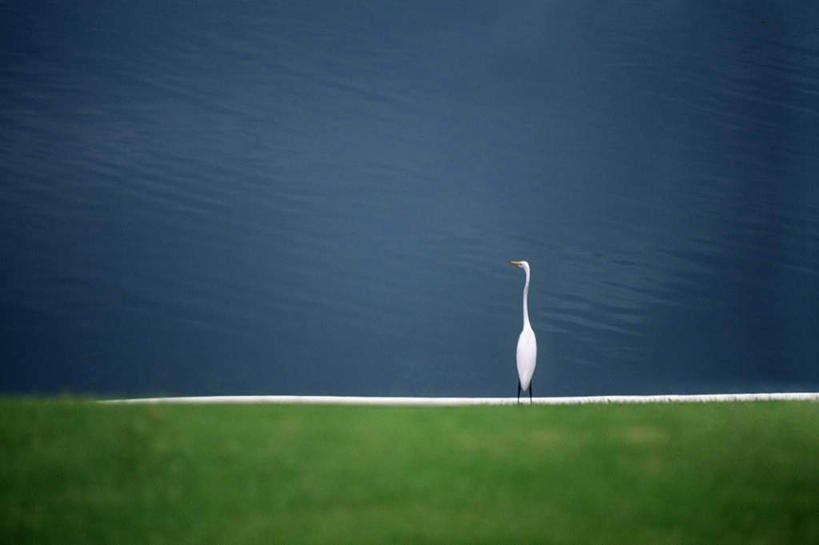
100, 393, 819, 406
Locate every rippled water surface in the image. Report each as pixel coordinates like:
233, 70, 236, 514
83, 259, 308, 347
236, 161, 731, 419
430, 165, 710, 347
2, 1, 818, 396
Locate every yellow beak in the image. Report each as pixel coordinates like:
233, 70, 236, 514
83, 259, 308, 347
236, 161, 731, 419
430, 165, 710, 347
509, 261, 521, 266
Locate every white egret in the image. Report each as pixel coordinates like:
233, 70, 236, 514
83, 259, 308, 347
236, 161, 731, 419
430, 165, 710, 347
510, 260, 537, 404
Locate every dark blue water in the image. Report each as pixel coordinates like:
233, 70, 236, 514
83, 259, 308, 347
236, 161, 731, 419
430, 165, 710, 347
2, 1, 818, 397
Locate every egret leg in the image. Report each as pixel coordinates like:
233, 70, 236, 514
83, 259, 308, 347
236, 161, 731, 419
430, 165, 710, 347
529, 380, 533, 405
517, 380, 521, 405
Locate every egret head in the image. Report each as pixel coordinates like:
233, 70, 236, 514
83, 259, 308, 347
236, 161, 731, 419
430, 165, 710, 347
510, 260, 530, 274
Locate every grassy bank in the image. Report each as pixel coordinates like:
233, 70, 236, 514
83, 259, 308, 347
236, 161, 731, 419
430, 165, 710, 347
1, 399, 817, 544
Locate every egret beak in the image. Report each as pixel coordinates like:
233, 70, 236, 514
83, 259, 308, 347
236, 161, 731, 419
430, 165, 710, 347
510, 261, 521, 266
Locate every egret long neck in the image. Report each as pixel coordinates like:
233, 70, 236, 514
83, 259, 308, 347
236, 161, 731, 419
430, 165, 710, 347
522, 269, 531, 328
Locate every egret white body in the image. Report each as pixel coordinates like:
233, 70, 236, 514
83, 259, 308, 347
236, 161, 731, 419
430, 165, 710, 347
511, 260, 537, 403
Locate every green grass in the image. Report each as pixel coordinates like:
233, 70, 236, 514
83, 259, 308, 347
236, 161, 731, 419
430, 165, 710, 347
1, 399, 818, 544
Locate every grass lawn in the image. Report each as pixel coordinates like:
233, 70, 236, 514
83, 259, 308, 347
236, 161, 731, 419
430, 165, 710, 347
1, 399, 818, 544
